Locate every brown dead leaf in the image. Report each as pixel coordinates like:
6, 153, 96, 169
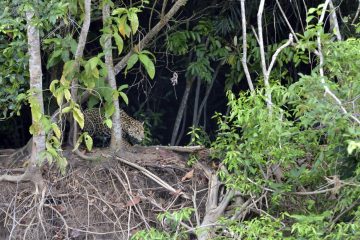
126, 196, 141, 207
181, 169, 194, 182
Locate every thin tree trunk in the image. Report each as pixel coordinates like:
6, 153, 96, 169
240, 0, 255, 92
175, 107, 187, 146
103, 4, 122, 150
257, 0, 272, 111
194, 64, 221, 127
26, 8, 45, 191
192, 78, 201, 127
170, 77, 195, 145
329, 0, 342, 41
69, 0, 91, 146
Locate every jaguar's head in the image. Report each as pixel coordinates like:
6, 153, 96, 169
126, 121, 145, 143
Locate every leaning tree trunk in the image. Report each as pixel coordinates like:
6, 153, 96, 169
102, 3, 122, 150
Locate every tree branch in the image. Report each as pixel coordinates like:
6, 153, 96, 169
114, 0, 188, 75
240, 0, 255, 92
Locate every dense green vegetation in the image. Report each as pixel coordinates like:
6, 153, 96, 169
0, 0, 359, 239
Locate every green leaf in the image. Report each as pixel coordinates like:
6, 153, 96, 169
61, 106, 72, 113
119, 92, 129, 105
125, 54, 139, 74
118, 15, 128, 38
128, 10, 139, 33
113, 30, 124, 54
91, 67, 100, 79
139, 50, 156, 60
63, 60, 76, 76
73, 107, 85, 129
139, 53, 155, 79
47, 49, 62, 69
64, 89, 71, 101
112, 7, 127, 15
347, 141, 360, 155
52, 123, 61, 139
118, 84, 128, 92
49, 80, 59, 93
73, 134, 82, 151
124, 22, 132, 38
84, 133, 93, 151
88, 57, 99, 70
104, 103, 115, 118
104, 118, 113, 129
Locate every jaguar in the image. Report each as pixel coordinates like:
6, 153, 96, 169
83, 108, 144, 147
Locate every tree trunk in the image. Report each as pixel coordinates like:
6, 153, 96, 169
102, 3, 122, 150
26, 10, 45, 164
69, 0, 91, 146
170, 77, 195, 145
192, 78, 201, 127
25, 8, 46, 192
194, 64, 221, 127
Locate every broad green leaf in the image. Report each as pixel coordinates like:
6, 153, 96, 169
63, 60, 76, 76
49, 80, 59, 93
118, 84, 128, 92
347, 141, 360, 154
88, 57, 99, 70
125, 54, 139, 74
128, 10, 139, 33
113, 90, 119, 99
84, 133, 93, 151
16, 93, 27, 101
119, 92, 129, 105
113, 30, 124, 54
55, 92, 64, 106
124, 23, 132, 38
73, 107, 84, 129
64, 89, 71, 101
139, 50, 156, 60
139, 53, 155, 79
73, 134, 83, 151
104, 103, 115, 118
118, 15, 128, 38
104, 119, 113, 129
62, 106, 72, 113
112, 7, 127, 15
91, 67, 100, 79
46, 141, 58, 157
47, 49, 62, 69
52, 123, 61, 139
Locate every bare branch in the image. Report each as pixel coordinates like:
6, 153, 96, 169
267, 34, 294, 76
329, 0, 342, 41
240, 0, 255, 92
352, 0, 360, 24
104, 154, 191, 200
275, 0, 299, 42
316, 1, 360, 124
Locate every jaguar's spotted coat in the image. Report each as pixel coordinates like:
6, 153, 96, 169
83, 108, 144, 147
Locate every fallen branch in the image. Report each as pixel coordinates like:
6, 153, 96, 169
103, 153, 191, 200
151, 145, 205, 153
